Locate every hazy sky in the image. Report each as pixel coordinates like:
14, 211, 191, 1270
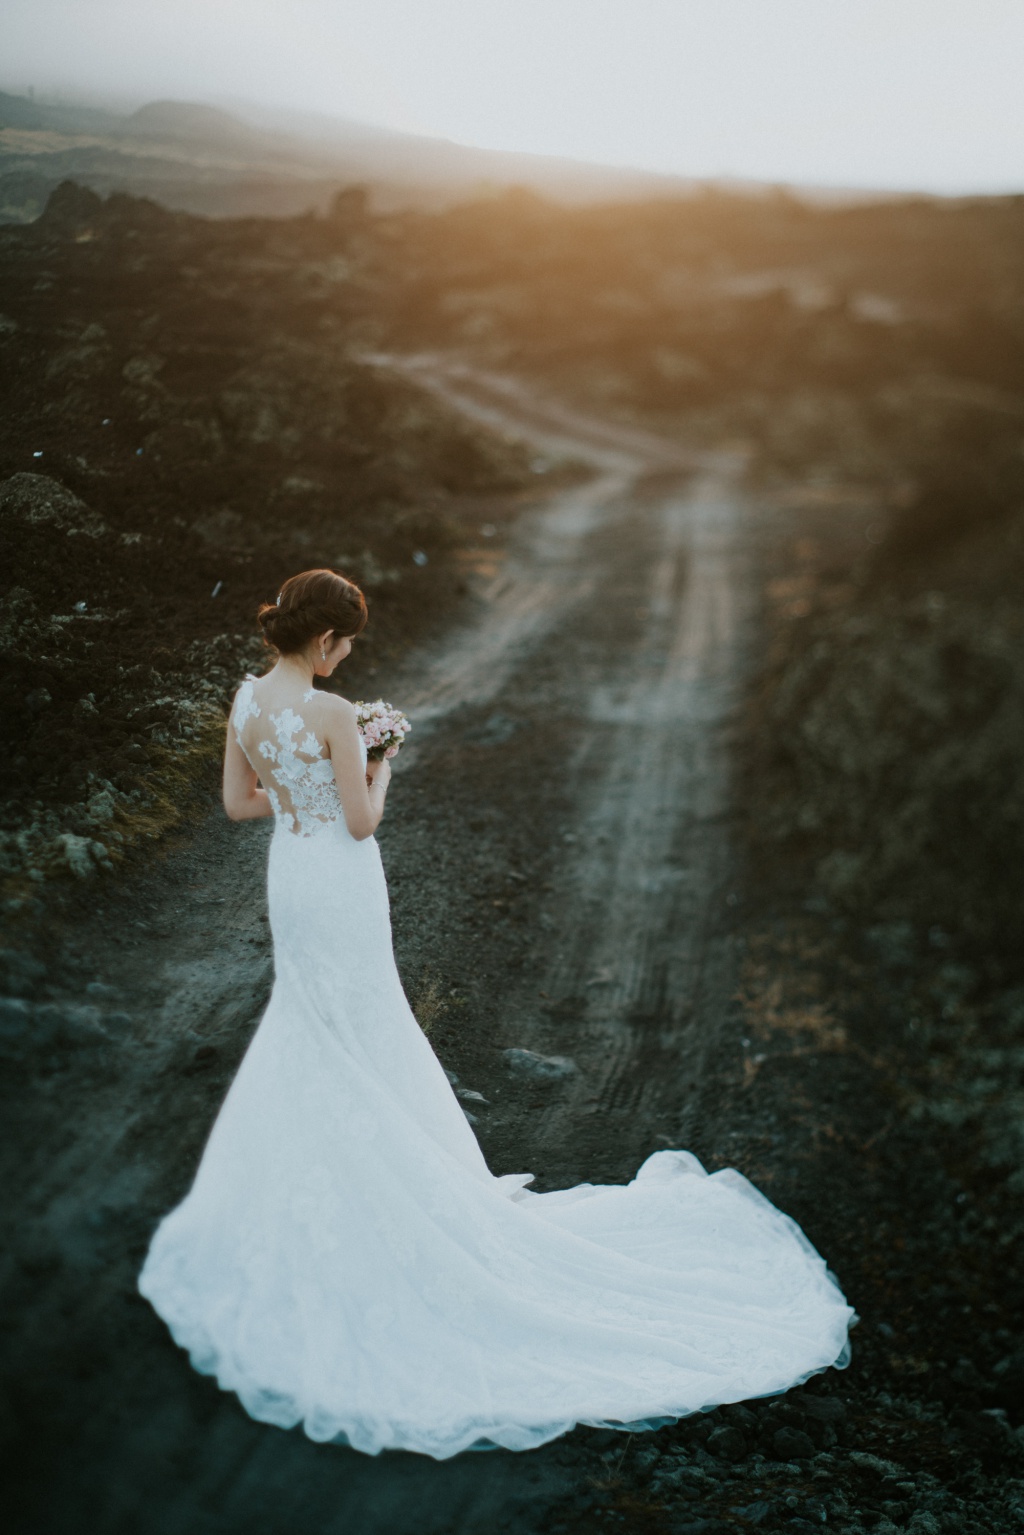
4, 0, 1021, 191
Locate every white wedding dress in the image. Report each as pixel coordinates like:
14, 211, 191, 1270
139, 676, 854, 1459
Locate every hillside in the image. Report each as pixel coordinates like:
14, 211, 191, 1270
0, 89, 693, 223
0, 181, 534, 890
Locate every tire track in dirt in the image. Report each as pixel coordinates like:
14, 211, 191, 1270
374, 358, 753, 1186
533, 459, 751, 1171
364, 353, 692, 737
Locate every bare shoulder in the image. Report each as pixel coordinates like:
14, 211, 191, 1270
314, 691, 358, 736
317, 691, 357, 721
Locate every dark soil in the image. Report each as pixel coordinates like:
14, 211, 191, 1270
0, 180, 534, 892
2, 185, 1024, 1534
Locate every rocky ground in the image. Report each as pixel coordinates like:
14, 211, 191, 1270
2, 186, 1024, 1534
0, 181, 537, 895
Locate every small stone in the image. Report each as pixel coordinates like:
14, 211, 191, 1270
62, 1004, 108, 1045
800, 1498, 828, 1524
632, 1444, 661, 1477
85, 981, 119, 1001
691, 1446, 725, 1475
55, 834, 96, 879
796, 1414, 835, 1450
0, 996, 32, 1044
501, 1047, 578, 1081
53, 833, 113, 879
456, 1087, 489, 1104
734, 1505, 772, 1528
653, 1464, 703, 1494
949, 1405, 1012, 1451
707, 1424, 747, 1462
34, 1001, 107, 1046
722, 1404, 760, 1434
848, 1451, 904, 1477
475, 712, 519, 745
801, 1396, 847, 1425
772, 1427, 815, 1461
0, 949, 46, 997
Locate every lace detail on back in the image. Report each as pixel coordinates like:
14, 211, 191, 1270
233, 676, 350, 838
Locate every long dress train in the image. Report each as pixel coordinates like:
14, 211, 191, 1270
138, 677, 854, 1459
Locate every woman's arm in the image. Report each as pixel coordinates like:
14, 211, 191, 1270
323, 697, 392, 841
222, 722, 274, 821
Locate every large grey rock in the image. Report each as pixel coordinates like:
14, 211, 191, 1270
654, 1463, 715, 1496
707, 1424, 747, 1462
631, 1444, 662, 1478
33, 1002, 107, 1046
722, 1404, 761, 1435
53, 833, 113, 879
734, 1505, 772, 1528
800, 1395, 847, 1424
501, 1047, 578, 1082
0, 473, 105, 537
772, 1426, 815, 1461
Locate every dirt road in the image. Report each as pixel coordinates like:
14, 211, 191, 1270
3, 365, 758, 1534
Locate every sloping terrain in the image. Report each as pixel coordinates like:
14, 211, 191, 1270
2, 179, 1024, 1533
0, 90, 690, 223
0, 181, 532, 892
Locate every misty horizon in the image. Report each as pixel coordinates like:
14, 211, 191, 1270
3, 0, 1022, 197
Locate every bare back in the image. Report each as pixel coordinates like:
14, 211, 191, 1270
231, 673, 363, 838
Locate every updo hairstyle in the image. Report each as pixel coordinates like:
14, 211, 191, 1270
257, 568, 368, 655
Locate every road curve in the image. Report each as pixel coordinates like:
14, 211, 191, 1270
373, 355, 754, 1182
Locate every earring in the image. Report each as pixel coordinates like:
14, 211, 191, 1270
321, 648, 326, 660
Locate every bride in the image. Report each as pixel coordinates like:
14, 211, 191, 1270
139, 567, 854, 1460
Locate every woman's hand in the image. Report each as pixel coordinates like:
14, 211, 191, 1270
322, 697, 388, 840
365, 756, 392, 792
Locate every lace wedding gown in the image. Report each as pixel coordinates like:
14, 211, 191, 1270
139, 676, 854, 1459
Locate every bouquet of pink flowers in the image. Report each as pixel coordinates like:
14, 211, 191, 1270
355, 699, 411, 761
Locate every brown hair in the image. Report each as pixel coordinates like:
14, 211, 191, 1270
257, 569, 368, 654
